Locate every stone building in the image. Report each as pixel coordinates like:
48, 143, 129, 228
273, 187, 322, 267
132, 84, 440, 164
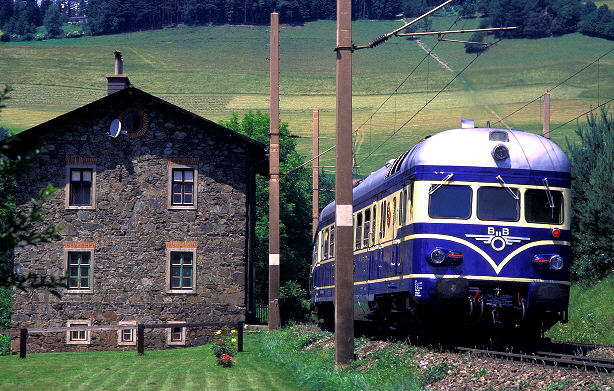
7, 59, 267, 352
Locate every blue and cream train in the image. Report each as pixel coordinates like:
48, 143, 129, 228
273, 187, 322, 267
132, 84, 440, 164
311, 124, 571, 335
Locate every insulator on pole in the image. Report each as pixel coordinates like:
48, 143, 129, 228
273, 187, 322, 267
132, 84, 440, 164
369, 34, 390, 48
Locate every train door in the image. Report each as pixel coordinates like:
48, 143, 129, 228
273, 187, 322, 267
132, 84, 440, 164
400, 182, 414, 277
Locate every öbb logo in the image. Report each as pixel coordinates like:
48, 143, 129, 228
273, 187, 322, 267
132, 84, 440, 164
466, 227, 530, 252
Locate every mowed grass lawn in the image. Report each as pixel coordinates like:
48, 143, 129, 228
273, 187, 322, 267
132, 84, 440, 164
0, 331, 307, 391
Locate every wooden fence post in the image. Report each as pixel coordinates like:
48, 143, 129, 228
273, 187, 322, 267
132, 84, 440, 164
237, 321, 244, 352
137, 324, 145, 355
19, 328, 27, 359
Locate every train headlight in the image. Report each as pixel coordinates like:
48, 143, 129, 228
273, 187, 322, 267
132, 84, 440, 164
549, 255, 564, 271
427, 248, 463, 266
492, 144, 509, 161
532, 254, 564, 271
430, 249, 446, 265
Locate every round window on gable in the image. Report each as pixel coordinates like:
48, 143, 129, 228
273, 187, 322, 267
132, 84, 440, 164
119, 108, 149, 138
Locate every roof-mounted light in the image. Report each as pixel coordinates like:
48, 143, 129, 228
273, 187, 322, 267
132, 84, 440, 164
492, 144, 509, 161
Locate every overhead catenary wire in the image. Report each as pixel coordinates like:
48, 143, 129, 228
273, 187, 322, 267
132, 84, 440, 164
357, 46, 496, 167
550, 96, 614, 133
491, 46, 614, 128
354, 0, 613, 170
352, 0, 497, 168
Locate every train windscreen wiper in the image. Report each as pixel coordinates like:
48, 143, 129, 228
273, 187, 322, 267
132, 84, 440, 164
428, 173, 454, 195
542, 178, 556, 218
496, 175, 520, 200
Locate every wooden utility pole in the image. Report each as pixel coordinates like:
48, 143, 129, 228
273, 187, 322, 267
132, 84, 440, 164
268, 12, 281, 331
312, 108, 320, 238
543, 91, 550, 139
334, 0, 355, 367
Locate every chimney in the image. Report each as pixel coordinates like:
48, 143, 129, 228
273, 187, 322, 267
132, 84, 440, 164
106, 51, 131, 95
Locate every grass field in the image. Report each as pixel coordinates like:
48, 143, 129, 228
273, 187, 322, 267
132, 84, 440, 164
0, 332, 308, 391
1, 18, 614, 173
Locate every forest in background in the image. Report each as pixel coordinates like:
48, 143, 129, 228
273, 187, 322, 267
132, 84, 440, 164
2, 0, 614, 42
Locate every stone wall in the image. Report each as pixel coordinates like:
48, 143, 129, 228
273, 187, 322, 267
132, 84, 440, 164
10, 90, 258, 352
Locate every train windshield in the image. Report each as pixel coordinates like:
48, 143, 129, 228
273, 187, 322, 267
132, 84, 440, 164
477, 187, 520, 221
525, 189, 563, 224
428, 185, 472, 219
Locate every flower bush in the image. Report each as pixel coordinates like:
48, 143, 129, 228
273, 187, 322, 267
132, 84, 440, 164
212, 328, 237, 367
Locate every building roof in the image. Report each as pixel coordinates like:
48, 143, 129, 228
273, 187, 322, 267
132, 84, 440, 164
3, 86, 269, 176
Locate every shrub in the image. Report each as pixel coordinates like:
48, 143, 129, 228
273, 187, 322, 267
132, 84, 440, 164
280, 281, 311, 326
65, 30, 84, 39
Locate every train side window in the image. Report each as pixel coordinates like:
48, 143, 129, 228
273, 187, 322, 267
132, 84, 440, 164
371, 206, 377, 245
525, 189, 563, 224
381, 201, 387, 237
355, 213, 363, 250
408, 182, 414, 222
363, 209, 371, 247
429, 185, 472, 219
323, 228, 329, 259
392, 197, 397, 227
329, 226, 335, 256
477, 186, 520, 221
400, 191, 405, 226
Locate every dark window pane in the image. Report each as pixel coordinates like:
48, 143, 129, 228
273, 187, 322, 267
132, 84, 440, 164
171, 169, 195, 205
477, 187, 520, 221
525, 189, 563, 224
429, 185, 472, 219
70, 169, 93, 206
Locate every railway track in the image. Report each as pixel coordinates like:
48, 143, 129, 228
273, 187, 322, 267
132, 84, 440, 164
453, 342, 614, 373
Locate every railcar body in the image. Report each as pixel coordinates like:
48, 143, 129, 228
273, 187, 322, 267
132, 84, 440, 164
311, 126, 571, 335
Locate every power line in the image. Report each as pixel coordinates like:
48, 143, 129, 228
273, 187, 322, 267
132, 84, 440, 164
491, 46, 614, 128
353, 0, 492, 168
355, 0, 614, 169
551, 96, 614, 133
356, 42, 499, 166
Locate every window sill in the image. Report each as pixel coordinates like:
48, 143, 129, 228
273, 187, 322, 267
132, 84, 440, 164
166, 289, 196, 294
168, 205, 197, 211
66, 340, 90, 345
65, 289, 93, 294
66, 205, 96, 210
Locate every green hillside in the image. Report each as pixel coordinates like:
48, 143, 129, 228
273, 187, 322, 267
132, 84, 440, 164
1, 19, 613, 173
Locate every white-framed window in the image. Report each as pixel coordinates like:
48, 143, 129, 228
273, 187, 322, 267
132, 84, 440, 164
117, 321, 137, 346
64, 243, 94, 294
168, 159, 199, 210
166, 243, 197, 293
65, 158, 97, 210
66, 320, 91, 345
166, 321, 186, 346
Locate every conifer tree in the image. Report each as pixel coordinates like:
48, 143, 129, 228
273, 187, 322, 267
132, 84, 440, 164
566, 107, 614, 283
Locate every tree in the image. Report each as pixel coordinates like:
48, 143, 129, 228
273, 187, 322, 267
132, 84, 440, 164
44, 3, 64, 37
566, 107, 614, 283
464, 31, 487, 53
0, 85, 66, 354
219, 111, 313, 319
550, 0, 583, 36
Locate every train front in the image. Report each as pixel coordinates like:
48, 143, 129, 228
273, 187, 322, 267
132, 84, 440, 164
406, 127, 571, 334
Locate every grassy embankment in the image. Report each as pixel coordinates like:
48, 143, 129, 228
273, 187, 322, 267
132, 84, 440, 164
3, 281, 614, 391
1, 19, 613, 173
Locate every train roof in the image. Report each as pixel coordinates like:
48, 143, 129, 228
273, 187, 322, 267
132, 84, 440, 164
320, 127, 570, 224
403, 127, 570, 173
